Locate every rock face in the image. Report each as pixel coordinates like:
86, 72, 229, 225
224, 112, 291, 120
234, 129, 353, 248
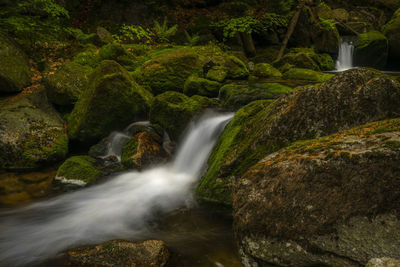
66, 240, 170, 267
44, 62, 92, 106
149, 91, 218, 141
140, 46, 248, 95
68, 60, 153, 144
219, 82, 291, 110
121, 131, 170, 170
354, 31, 388, 69
233, 118, 400, 267
383, 8, 400, 62
0, 90, 68, 170
0, 32, 31, 93
196, 68, 400, 206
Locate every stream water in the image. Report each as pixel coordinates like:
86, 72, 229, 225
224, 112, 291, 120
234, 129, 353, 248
0, 112, 237, 266
336, 38, 354, 71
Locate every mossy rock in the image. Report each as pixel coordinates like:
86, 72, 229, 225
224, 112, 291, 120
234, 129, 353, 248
206, 66, 227, 82
354, 31, 388, 69
253, 63, 282, 78
121, 131, 169, 170
0, 89, 68, 170
283, 68, 334, 82
44, 62, 93, 106
183, 76, 221, 98
140, 46, 248, 95
149, 91, 216, 141
67, 60, 153, 145
219, 82, 291, 110
197, 68, 400, 206
56, 156, 103, 186
0, 32, 32, 93
382, 8, 400, 61
234, 118, 400, 267
73, 45, 100, 68
274, 48, 334, 71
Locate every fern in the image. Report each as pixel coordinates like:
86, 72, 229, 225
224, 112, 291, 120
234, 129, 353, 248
184, 30, 200, 46
113, 24, 153, 44
153, 18, 178, 43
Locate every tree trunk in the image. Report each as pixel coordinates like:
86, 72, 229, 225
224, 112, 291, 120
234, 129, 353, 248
239, 32, 256, 57
276, 0, 306, 61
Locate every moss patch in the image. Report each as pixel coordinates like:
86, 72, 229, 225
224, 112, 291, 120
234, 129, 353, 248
56, 156, 102, 185
283, 68, 334, 82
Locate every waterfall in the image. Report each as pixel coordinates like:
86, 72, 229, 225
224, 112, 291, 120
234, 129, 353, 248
336, 38, 354, 71
0, 112, 234, 266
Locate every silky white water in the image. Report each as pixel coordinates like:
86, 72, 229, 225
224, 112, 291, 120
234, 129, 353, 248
0, 112, 233, 266
336, 38, 354, 71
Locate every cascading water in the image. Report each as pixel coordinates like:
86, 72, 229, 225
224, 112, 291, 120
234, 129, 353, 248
0, 112, 233, 266
336, 38, 355, 71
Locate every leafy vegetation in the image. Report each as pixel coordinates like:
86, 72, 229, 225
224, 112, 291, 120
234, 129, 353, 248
113, 24, 153, 44
184, 30, 200, 46
152, 18, 178, 43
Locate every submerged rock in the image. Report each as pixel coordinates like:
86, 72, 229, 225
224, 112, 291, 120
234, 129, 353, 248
121, 131, 170, 170
0, 89, 68, 170
44, 62, 92, 106
0, 32, 32, 93
149, 91, 218, 141
196, 68, 400, 206
66, 240, 170, 267
234, 118, 400, 266
67, 60, 153, 145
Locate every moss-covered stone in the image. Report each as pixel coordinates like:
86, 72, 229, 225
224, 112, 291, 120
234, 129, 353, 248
0, 32, 32, 93
253, 63, 282, 78
0, 89, 68, 170
140, 46, 248, 95
121, 131, 169, 170
149, 91, 215, 141
44, 62, 92, 106
274, 48, 335, 71
183, 76, 221, 97
219, 82, 291, 110
98, 43, 127, 61
206, 66, 227, 82
197, 68, 400, 206
67, 60, 153, 144
234, 118, 400, 266
56, 156, 103, 186
283, 68, 334, 82
382, 8, 400, 61
73, 44, 100, 68
355, 31, 388, 69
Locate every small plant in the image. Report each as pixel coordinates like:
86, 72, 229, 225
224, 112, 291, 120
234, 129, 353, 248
152, 18, 178, 43
113, 24, 153, 44
184, 30, 200, 46
212, 16, 262, 39
319, 17, 338, 31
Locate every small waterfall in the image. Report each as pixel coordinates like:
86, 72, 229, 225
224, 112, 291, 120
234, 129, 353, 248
0, 112, 233, 266
336, 38, 354, 71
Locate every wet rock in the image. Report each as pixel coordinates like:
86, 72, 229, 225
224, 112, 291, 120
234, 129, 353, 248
354, 30, 388, 69
0, 32, 32, 93
383, 8, 400, 62
274, 48, 334, 71
183, 76, 221, 98
66, 240, 170, 267
234, 118, 400, 266
366, 258, 400, 267
253, 63, 282, 78
149, 91, 218, 141
0, 89, 68, 170
67, 60, 153, 145
44, 62, 92, 106
196, 68, 400, 206
121, 131, 170, 170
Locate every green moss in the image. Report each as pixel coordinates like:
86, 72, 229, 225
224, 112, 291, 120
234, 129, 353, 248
98, 44, 128, 61
206, 66, 228, 82
274, 48, 334, 71
67, 60, 153, 144
121, 137, 139, 169
56, 156, 102, 184
253, 63, 282, 78
358, 31, 387, 49
183, 76, 221, 97
74, 46, 100, 68
283, 68, 334, 82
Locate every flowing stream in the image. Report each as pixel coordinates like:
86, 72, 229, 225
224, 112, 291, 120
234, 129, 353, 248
0, 112, 234, 266
336, 38, 354, 71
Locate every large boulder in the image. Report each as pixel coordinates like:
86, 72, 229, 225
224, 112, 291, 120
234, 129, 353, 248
233, 118, 400, 267
196, 68, 400, 206
0, 90, 68, 170
140, 46, 249, 95
253, 63, 282, 78
219, 82, 292, 110
354, 31, 388, 69
44, 62, 92, 106
66, 240, 170, 267
382, 8, 400, 63
149, 91, 218, 141
274, 48, 335, 71
183, 76, 221, 98
67, 60, 153, 145
0, 32, 31, 93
